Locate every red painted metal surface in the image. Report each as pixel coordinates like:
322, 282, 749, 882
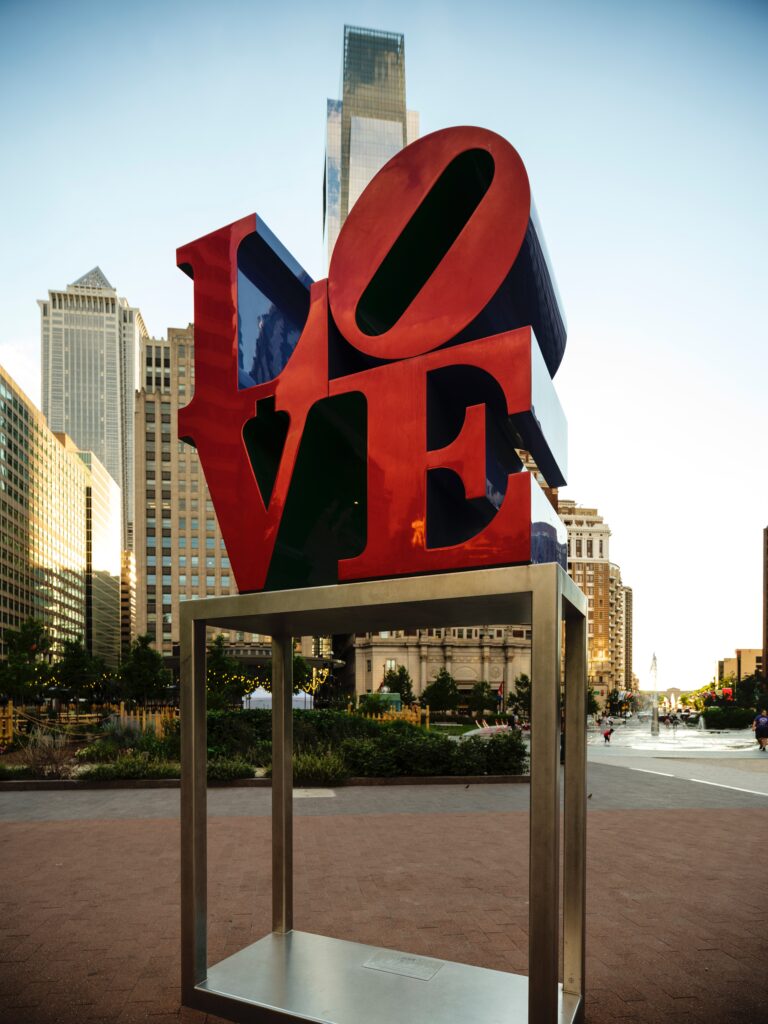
177, 126, 563, 593
328, 126, 531, 361
329, 329, 535, 581
177, 216, 330, 593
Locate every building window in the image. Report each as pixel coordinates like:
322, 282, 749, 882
385, 659, 396, 672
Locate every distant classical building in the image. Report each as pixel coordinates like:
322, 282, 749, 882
0, 365, 120, 661
355, 627, 532, 701
557, 499, 633, 706
39, 267, 147, 549
718, 649, 763, 683
324, 24, 419, 265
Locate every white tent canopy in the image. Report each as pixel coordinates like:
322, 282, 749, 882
242, 688, 314, 710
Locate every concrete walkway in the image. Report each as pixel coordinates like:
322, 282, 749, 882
0, 762, 766, 1023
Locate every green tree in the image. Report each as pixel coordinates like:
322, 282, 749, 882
421, 668, 459, 713
54, 638, 97, 712
467, 681, 496, 717
382, 664, 415, 705
510, 673, 531, 720
587, 687, 600, 716
0, 619, 53, 703
206, 634, 253, 711
119, 635, 171, 706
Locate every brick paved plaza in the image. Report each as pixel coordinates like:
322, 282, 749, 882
1, 759, 766, 1024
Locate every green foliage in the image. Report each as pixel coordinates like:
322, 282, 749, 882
382, 665, 415, 705
55, 638, 97, 705
75, 739, 121, 763
466, 681, 496, 717
587, 687, 600, 716
207, 756, 254, 781
0, 762, 34, 780
246, 740, 272, 767
357, 693, 391, 715
0, 619, 53, 702
292, 749, 346, 785
703, 706, 756, 729
421, 668, 460, 712
17, 727, 70, 778
340, 721, 528, 777
206, 634, 253, 711
510, 674, 531, 720
483, 731, 529, 775
79, 753, 181, 780
119, 635, 172, 705
205, 708, 381, 759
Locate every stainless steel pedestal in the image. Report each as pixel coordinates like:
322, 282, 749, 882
180, 564, 588, 1024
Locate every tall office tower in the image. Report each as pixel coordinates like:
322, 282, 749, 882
135, 327, 261, 660
120, 550, 136, 656
77, 451, 121, 667
623, 585, 634, 692
324, 25, 419, 264
558, 499, 633, 706
39, 267, 147, 549
0, 365, 120, 658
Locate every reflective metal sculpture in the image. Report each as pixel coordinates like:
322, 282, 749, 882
177, 126, 568, 593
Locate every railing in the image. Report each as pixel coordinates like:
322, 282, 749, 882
0, 701, 15, 746
349, 703, 430, 730
114, 703, 179, 737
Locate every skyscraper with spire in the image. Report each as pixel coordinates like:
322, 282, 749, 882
39, 267, 147, 548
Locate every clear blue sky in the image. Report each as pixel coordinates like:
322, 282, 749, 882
1, 0, 766, 691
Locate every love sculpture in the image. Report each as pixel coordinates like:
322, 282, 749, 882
177, 126, 568, 591
178, 126, 588, 1024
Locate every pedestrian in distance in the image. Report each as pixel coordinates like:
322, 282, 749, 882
752, 709, 768, 752
603, 725, 613, 744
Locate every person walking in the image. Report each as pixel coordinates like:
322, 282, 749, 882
603, 723, 613, 744
752, 709, 768, 752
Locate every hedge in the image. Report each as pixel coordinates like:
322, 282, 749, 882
703, 706, 756, 730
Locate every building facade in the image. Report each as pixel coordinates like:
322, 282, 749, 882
354, 627, 532, 702
718, 649, 763, 683
763, 526, 767, 682
77, 450, 121, 667
134, 326, 264, 660
558, 499, 634, 706
324, 25, 419, 264
39, 267, 147, 548
0, 365, 120, 659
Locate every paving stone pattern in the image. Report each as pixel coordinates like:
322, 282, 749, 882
0, 771, 766, 1023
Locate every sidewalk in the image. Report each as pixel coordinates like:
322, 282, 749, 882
0, 765, 765, 1023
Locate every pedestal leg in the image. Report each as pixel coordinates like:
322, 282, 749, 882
563, 610, 587, 1020
529, 569, 561, 1024
272, 634, 293, 933
181, 618, 207, 1002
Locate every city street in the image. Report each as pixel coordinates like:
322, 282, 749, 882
1, 747, 766, 1024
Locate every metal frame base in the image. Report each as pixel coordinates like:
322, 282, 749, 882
180, 564, 588, 1024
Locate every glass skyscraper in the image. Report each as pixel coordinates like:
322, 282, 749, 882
39, 267, 147, 549
0, 365, 120, 661
324, 25, 419, 265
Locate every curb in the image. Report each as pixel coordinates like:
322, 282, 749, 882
0, 774, 530, 792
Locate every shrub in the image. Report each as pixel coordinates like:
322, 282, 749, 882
483, 731, 529, 775
0, 762, 33, 780
79, 753, 180, 780
75, 739, 121, 763
703, 706, 755, 730
340, 737, 398, 777
207, 756, 254, 781
17, 728, 70, 778
246, 740, 273, 767
451, 737, 488, 775
292, 749, 347, 785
